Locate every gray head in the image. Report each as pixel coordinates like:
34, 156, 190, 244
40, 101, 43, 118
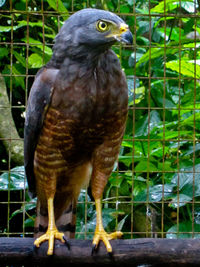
51, 8, 132, 63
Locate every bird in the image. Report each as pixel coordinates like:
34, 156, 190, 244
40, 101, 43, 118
24, 8, 132, 256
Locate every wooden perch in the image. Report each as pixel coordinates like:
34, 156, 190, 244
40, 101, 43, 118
0, 237, 200, 266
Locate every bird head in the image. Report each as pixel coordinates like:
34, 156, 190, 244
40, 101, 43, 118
53, 8, 133, 61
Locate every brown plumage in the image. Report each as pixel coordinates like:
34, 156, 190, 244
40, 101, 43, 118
24, 8, 132, 255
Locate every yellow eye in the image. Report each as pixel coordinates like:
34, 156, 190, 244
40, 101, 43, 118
96, 21, 109, 32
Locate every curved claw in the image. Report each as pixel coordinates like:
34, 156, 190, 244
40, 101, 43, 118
34, 229, 65, 255
33, 244, 38, 252
108, 251, 113, 258
91, 243, 97, 255
63, 236, 70, 250
92, 230, 123, 254
92, 199, 123, 255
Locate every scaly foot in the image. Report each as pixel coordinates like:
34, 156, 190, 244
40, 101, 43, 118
92, 227, 122, 254
34, 227, 66, 255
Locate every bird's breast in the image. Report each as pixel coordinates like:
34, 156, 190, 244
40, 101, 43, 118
51, 50, 128, 123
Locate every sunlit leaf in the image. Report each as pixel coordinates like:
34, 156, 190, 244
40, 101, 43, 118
9, 198, 37, 220
151, 0, 194, 13
169, 194, 193, 208
22, 37, 52, 55
28, 53, 44, 68
46, 0, 69, 12
166, 60, 200, 78
134, 184, 174, 202
0, 166, 27, 191
135, 160, 158, 172
167, 221, 200, 238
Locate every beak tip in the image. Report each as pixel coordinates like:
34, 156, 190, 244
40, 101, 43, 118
120, 30, 133, 45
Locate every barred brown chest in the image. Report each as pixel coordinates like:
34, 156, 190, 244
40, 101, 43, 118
34, 100, 127, 195
33, 49, 128, 209
35, 104, 126, 162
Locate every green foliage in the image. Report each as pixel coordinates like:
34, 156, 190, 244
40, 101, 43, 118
0, 0, 199, 238
105, 0, 200, 237
0, 166, 27, 190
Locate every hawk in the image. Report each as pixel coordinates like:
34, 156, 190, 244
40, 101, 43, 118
24, 8, 132, 255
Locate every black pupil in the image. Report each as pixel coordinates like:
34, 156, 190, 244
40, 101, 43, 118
101, 22, 106, 29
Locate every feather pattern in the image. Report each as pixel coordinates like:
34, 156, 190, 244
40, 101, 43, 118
24, 8, 131, 249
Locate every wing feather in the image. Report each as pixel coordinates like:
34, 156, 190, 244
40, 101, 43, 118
24, 68, 59, 196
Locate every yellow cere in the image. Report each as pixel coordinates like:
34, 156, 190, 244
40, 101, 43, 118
119, 23, 129, 34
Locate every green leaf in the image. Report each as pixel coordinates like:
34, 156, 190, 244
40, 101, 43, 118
0, 20, 52, 32
13, 51, 26, 68
157, 27, 184, 42
157, 130, 192, 140
150, 146, 170, 157
118, 155, 132, 167
0, 25, 19, 32
170, 165, 200, 202
122, 140, 133, 148
119, 179, 130, 196
151, 0, 194, 13
184, 143, 200, 156
0, 166, 27, 191
28, 53, 44, 68
18, 20, 53, 31
135, 160, 158, 172
166, 60, 200, 78
167, 221, 200, 238
135, 110, 161, 137
169, 194, 193, 208
183, 42, 200, 48
0, 48, 8, 59
136, 47, 179, 67
24, 217, 35, 227
46, 0, 68, 12
7, 65, 25, 89
0, 0, 6, 7
117, 214, 129, 231
120, 6, 130, 13
134, 184, 174, 202
10, 198, 37, 220
181, 112, 200, 129
109, 173, 124, 187
22, 37, 52, 55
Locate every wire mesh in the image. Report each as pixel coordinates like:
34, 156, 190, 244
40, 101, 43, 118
0, 0, 199, 243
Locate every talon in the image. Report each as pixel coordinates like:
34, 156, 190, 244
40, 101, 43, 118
91, 243, 97, 255
33, 197, 67, 255
92, 199, 123, 255
33, 244, 38, 252
108, 251, 113, 258
34, 229, 65, 255
92, 230, 123, 254
63, 236, 70, 250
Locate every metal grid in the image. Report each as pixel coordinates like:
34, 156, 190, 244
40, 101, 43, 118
0, 0, 199, 241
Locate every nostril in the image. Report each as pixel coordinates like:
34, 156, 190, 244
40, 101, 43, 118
119, 24, 129, 34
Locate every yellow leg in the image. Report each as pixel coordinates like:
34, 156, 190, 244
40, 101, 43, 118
34, 197, 65, 255
92, 199, 122, 253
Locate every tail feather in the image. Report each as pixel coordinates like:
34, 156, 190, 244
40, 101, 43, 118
34, 161, 92, 239
34, 199, 77, 239
56, 200, 77, 238
34, 200, 48, 238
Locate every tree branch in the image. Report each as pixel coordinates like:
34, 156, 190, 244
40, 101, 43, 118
0, 74, 24, 166
0, 237, 200, 266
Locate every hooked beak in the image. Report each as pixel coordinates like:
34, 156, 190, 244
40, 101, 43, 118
117, 23, 133, 45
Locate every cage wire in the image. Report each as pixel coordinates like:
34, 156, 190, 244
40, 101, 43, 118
0, 0, 199, 243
